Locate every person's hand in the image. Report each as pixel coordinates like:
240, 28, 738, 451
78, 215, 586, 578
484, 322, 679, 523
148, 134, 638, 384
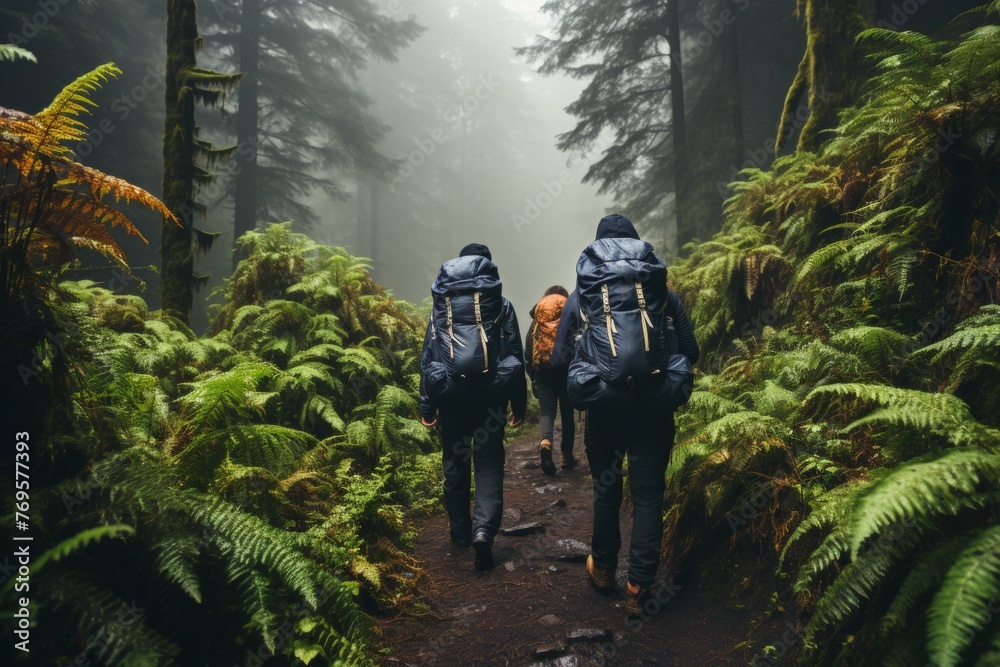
531, 382, 539, 399
421, 414, 438, 428
509, 413, 523, 428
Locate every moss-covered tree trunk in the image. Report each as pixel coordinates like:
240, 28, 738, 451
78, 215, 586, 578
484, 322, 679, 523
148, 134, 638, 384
775, 0, 875, 154
232, 0, 261, 270
160, 0, 198, 322
667, 0, 686, 252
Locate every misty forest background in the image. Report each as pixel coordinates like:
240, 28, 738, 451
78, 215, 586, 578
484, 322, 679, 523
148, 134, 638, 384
2, 0, 1000, 665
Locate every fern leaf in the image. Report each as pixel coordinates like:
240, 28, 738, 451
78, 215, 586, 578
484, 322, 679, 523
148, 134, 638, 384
845, 449, 1000, 559
928, 526, 1000, 667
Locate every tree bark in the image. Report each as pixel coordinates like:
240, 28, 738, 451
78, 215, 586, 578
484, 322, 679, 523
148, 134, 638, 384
232, 0, 261, 270
160, 0, 198, 323
775, 0, 872, 154
666, 0, 686, 252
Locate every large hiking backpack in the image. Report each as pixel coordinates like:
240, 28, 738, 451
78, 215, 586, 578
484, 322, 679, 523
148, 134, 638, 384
424, 255, 517, 402
567, 237, 691, 409
530, 293, 567, 371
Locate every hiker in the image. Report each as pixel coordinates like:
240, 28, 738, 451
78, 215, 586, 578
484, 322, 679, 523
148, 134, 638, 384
555, 214, 699, 614
524, 285, 576, 475
418, 243, 527, 571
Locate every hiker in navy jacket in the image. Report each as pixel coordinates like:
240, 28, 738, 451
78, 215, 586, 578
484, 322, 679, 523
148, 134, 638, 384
419, 243, 527, 570
561, 214, 699, 614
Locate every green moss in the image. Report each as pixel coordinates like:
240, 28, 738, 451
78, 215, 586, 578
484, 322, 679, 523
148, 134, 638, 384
776, 0, 873, 154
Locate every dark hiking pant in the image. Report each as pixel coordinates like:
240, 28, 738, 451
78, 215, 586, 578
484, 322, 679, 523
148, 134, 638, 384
584, 407, 675, 588
439, 403, 507, 545
536, 368, 575, 452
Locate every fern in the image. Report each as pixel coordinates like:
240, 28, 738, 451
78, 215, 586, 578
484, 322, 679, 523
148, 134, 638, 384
844, 449, 1000, 558
155, 534, 203, 603
927, 526, 1000, 666
0, 44, 35, 62
807, 383, 1000, 448
881, 531, 979, 639
30, 525, 135, 578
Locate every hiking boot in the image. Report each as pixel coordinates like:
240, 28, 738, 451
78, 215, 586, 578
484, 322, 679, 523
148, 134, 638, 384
560, 451, 577, 470
540, 439, 556, 476
450, 526, 472, 550
472, 531, 494, 571
586, 554, 615, 594
625, 581, 652, 616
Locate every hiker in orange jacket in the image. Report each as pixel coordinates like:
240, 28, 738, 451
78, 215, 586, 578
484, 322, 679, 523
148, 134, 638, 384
524, 285, 576, 475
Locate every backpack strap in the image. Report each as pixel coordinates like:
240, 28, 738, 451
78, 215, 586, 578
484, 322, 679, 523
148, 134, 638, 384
601, 284, 618, 357
473, 291, 489, 372
445, 296, 464, 358
635, 282, 654, 352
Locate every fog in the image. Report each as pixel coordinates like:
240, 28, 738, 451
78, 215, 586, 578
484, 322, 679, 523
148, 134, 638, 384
2, 0, 981, 329
311, 1, 615, 315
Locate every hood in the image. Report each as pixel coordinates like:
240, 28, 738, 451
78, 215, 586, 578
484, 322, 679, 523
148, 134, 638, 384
431, 255, 502, 296
459, 242, 492, 261
595, 213, 640, 241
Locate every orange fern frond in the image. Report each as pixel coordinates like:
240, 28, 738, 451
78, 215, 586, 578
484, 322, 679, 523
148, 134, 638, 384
48, 191, 149, 243
53, 215, 128, 265
2, 64, 176, 303
64, 165, 179, 226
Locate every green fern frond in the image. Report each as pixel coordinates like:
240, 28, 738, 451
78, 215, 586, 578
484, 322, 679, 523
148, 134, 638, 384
42, 572, 180, 665
828, 326, 912, 372
31, 524, 135, 576
844, 449, 1000, 559
805, 519, 924, 637
881, 530, 979, 638
156, 534, 203, 603
928, 526, 1000, 667
806, 383, 1000, 447
0, 44, 36, 62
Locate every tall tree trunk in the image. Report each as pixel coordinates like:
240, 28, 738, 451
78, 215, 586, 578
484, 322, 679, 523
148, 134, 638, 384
728, 5, 745, 165
666, 0, 686, 252
356, 181, 369, 257
775, 0, 873, 154
160, 0, 198, 323
232, 0, 261, 270
369, 181, 379, 276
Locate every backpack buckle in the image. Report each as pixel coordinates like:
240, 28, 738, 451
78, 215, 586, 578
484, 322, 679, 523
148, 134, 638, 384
635, 282, 647, 310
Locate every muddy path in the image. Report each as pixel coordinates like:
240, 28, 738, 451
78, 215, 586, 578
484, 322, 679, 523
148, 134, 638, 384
378, 423, 777, 666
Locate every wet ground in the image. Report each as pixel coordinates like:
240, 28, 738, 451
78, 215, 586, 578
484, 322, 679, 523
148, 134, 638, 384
378, 424, 774, 666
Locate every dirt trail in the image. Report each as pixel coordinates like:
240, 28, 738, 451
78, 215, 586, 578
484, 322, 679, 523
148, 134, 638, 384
378, 423, 769, 666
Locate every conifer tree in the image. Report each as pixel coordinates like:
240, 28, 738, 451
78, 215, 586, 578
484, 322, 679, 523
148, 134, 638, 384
161, 0, 239, 322
200, 0, 421, 262
519, 0, 686, 248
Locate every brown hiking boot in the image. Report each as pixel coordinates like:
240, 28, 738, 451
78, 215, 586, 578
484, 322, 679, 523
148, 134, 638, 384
539, 439, 556, 476
625, 581, 652, 615
560, 451, 577, 470
586, 555, 615, 594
